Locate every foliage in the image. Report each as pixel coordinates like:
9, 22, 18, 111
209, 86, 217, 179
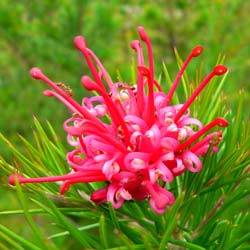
0, 1, 250, 249
1, 55, 249, 248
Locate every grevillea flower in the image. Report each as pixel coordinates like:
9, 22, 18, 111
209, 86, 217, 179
9, 27, 229, 214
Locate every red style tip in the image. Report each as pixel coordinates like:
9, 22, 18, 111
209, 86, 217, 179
192, 46, 203, 57
213, 65, 228, 75
138, 26, 148, 41
43, 90, 53, 96
74, 36, 87, 51
81, 76, 98, 91
130, 40, 141, 50
30, 67, 43, 80
9, 174, 21, 185
214, 117, 229, 127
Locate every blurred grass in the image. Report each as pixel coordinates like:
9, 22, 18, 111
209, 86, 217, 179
0, 0, 249, 248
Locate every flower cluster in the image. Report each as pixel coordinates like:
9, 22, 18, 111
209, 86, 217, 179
9, 27, 228, 214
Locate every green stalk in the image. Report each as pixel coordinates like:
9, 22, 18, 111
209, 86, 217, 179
15, 179, 48, 249
99, 213, 109, 249
169, 238, 206, 250
159, 193, 184, 250
0, 225, 43, 250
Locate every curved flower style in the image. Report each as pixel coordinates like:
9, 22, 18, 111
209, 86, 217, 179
9, 27, 228, 214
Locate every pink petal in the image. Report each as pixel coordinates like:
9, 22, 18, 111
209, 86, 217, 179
145, 182, 175, 214
182, 151, 202, 172
119, 187, 132, 200
171, 158, 185, 175
177, 117, 203, 129
124, 152, 150, 172
160, 137, 179, 151
107, 183, 124, 209
156, 161, 174, 182
145, 124, 161, 147
102, 157, 120, 180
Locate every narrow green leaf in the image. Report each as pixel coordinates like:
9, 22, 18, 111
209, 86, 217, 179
48, 223, 99, 239
199, 174, 250, 196
119, 223, 143, 245
159, 193, 184, 250
0, 225, 43, 250
218, 221, 232, 250
0, 207, 89, 216
99, 213, 109, 249
33, 194, 94, 248
193, 221, 219, 246
229, 89, 244, 149
0, 231, 25, 250
108, 202, 120, 230
174, 48, 190, 100
120, 202, 156, 235
107, 245, 145, 250
115, 231, 134, 250
228, 232, 250, 250
203, 72, 228, 122
45, 119, 67, 156
0, 241, 12, 250
169, 238, 206, 250
130, 57, 136, 84
15, 179, 47, 249
162, 62, 180, 103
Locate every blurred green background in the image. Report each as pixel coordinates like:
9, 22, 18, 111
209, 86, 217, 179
0, 1, 249, 248
0, 0, 250, 160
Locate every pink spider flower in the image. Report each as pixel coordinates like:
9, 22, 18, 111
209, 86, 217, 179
9, 27, 228, 214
